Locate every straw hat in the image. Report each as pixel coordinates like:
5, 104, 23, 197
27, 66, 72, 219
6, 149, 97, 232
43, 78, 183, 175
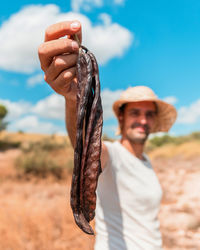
113, 86, 177, 134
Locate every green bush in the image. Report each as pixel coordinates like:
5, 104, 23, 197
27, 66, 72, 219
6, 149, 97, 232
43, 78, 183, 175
0, 104, 7, 119
16, 136, 73, 179
0, 104, 8, 131
16, 151, 64, 179
147, 131, 200, 152
149, 135, 176, 147
189, 132, 200, 140
0, 140, 21, 150
20, 137, 67, 153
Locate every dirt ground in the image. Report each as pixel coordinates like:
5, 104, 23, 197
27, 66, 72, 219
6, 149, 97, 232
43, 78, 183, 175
0, 149, 200, 250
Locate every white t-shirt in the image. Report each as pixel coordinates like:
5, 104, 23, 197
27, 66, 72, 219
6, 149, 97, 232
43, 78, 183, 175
94, 141, 163, 250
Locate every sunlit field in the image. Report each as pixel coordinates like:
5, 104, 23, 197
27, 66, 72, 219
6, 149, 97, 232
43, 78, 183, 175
0, 132, 200, 250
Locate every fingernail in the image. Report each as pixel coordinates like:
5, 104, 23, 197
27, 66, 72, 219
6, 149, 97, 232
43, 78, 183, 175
71, 21, 80, 30
72, 41, 79, 50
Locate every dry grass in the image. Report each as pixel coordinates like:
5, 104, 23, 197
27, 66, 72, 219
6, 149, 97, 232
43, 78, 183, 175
0, 131, 71, 145
1, 132, 75, 179
1, 132, 200, 250
0, 180, 95, 250
148, 140, 200, 161
0, 132, 94, 250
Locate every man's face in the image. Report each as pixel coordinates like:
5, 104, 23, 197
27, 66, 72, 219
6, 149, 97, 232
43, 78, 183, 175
120, 101, 157, 144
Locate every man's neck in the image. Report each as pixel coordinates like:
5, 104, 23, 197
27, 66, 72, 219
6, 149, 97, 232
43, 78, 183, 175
120, 138, 145, 160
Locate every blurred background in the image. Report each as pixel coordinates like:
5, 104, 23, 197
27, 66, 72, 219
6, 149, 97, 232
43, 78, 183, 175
0, 1, 200, 249
1, 0, 200, 137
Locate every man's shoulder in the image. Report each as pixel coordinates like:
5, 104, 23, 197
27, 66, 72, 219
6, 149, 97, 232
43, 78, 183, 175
101, 140, 118, 171
103, 140, 113, 145
103, 140, 120, 152
103, 140, 117, 146
102, 140, 122, 160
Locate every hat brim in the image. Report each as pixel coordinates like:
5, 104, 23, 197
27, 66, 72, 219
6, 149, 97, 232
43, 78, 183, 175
113, 98, 177, 134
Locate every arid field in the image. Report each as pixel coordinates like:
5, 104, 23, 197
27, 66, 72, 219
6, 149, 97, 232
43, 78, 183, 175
0, 131, 200, 250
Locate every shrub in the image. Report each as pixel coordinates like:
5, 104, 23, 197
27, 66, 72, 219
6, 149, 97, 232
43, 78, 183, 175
146, 131, 200, 152
189, 131, 200, 140
16, 150, 64, 179
20, 137, 67, 153
16, 136, 73, 179
0, 140, 21, 150
148, 135, 176, 147
0, 104, 8, 131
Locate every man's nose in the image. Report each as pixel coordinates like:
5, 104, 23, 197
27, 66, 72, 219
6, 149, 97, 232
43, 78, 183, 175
139, 114, 147, 124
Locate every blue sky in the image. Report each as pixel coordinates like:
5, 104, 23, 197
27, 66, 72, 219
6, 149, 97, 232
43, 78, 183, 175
0, 0, 200, 137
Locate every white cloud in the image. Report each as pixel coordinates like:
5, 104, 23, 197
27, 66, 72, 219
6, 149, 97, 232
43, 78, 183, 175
101, 88, 122, 120
32, 94, 65, 120
71, 0, 103, 12
85, 15, 133, 64
98, 13, 112, 26
0, 5, 58, 73
0, 4, 133, 73
9, 115, 64, 134
0, 94, 66, 134
71, 0, 125, 12
0, 94, 65, 121
2, 89, 200, 135
32, 88, 123, 122
0, 99, 31, 120
163, 96, 178, 105
0, 88, 122, 134
27, 73, 44, 87
177, 99, 200, 124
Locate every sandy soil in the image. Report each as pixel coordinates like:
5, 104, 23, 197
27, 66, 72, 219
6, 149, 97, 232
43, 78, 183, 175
0, 149, 200, 250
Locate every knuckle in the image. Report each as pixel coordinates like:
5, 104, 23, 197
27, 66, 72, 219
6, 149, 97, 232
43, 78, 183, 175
38, 43, 46, 56
64, 38, 72, 50
45, 26, 52, 40
54, 56, 64, 68
63, 38, 68, 48
63, 70, 73, 81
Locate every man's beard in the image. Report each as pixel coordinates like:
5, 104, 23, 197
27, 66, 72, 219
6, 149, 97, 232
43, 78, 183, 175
126, 123, 150, 145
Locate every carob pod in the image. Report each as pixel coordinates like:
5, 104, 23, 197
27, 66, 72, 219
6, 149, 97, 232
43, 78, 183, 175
70, 45, 103, 235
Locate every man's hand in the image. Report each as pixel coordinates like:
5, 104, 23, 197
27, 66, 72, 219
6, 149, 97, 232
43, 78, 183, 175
38, 20, 82, 98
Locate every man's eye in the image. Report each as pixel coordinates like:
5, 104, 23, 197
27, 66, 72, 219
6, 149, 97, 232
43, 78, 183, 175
146, 112, 156, 118
129, 110, 140, 116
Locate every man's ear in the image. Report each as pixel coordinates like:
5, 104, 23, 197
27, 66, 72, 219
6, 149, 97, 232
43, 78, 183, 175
118, 114, 123, 123
118, 113, 124, 132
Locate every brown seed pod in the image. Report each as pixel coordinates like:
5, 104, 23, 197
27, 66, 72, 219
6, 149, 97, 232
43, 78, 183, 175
70, 45, 103, 235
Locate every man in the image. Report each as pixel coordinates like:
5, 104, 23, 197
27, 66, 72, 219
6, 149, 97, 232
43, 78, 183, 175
38, 20, 177, 250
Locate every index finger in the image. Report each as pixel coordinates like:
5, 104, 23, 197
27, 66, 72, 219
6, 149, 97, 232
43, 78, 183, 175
45, 20, 82, 43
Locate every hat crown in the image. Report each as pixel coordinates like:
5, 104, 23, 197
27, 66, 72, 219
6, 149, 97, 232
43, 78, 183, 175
120, 86, 158, 101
